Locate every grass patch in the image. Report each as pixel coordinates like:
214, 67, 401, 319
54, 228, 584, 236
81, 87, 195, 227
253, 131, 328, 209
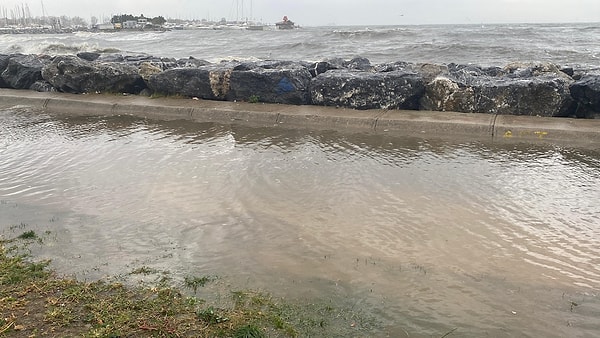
184, 275, 215, 293
234, 324, 264, 338
17, 230, 37, 240
129, 266, 160, 275
0, 236, 377, 337
248, 95, 260, 103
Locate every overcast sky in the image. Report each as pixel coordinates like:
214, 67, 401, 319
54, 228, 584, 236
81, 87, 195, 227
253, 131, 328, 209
1, 0, 599, 26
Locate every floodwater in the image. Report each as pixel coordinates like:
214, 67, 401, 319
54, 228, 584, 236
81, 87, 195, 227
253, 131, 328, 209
1, 107, 599, 337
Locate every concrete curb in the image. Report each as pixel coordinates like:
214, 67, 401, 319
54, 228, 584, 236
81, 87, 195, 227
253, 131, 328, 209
1, 89, 599, 147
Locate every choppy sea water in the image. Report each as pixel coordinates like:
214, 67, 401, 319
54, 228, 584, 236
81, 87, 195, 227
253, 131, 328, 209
1, 22, 600, 68
1, 107, 599, 336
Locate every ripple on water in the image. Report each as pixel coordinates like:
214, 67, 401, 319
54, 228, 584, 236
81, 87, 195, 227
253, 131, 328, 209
1, 109, 599, 337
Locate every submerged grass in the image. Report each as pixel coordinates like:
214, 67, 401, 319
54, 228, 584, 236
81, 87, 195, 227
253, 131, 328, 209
0, 233, 377, 337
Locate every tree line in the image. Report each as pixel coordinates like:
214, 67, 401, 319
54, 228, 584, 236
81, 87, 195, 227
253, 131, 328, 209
0, 4, 167, 29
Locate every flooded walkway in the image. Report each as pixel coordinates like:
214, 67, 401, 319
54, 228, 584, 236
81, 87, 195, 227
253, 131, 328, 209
1, 99, 599, 336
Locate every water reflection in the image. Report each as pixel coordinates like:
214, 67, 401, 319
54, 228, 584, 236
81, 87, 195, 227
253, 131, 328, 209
1, 109, 599, 337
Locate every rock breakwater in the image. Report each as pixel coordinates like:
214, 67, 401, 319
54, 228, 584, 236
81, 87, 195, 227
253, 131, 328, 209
1, 52, 599, 118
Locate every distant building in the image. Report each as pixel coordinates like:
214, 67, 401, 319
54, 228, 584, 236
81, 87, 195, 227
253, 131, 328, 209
121, 18, 151, 29
123, 20, 137, 29
96, 23, 116, 31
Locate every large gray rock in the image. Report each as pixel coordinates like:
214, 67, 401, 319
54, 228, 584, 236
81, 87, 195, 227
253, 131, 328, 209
345, 57, 373, 71
41, 55, 146, 94
0, 54, 10, 88
174, 57, 211, 69
233, 60, 299, 71
30, 80, 56, 92
570, 75, 600, 118
304, 61, 334, 77
228, 63, 312, 105
138, 62, 163, 81
147, 63, 237, 100
310, 70, 425, 110
376, 62, 449, 83
421, 63, 573, 117
1, 54, 48, 89
76, 52, 100, 61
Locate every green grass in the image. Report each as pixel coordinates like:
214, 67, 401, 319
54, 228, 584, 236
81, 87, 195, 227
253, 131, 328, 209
16, 230, 36, 240
0, 234, 378, 337
184, 275, 214, 293
248, 95, 260, 103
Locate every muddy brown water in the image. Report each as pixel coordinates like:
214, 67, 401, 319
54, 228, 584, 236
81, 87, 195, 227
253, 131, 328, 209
1, 108, 599, 337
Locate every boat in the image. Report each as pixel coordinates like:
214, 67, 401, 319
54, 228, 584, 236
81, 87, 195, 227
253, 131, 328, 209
275, 16, 297, 29
224, 0, 266, 30
246, 24, 265, 31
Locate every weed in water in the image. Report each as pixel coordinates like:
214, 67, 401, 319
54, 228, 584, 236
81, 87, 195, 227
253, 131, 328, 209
129, 266, 159, 275
184, 275, 213, 293
17, 230, 37, 240
248, 95, 260, 103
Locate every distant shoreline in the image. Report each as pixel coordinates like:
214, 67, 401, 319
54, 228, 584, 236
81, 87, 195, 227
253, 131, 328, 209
1, 21, 598, 35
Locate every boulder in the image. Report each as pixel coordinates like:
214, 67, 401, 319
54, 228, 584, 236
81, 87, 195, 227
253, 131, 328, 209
307, 60, 339, 77
147, 63, 237, 100
305, 57, 373, 77
503, 62, 568, 78
228, 63, 312, 105
478, 76, 572, 116
421, 63, 574, 116
77, 52, 100, 61
136, 57, 210, 74
310, 70, 425, 110
138, 62, 163, 81
570, 75, 600, 118
41, 55, 146, 94
375, 62, 449, 83
30, 80, 56, 92
0, 54, 11, 88
124, 54, 156, 63
317, 57, 347, 70
420, 76, 476, 113
174, 57, 211, 69
345, 57, 372, 71
97, 54, 125, 63
570, 66, 600, 81
374, 61, 412, 73
233, 60, 299, 71
1, 54, 48, 89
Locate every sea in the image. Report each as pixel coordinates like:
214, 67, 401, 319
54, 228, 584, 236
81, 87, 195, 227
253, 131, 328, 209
1, 22, 600, 69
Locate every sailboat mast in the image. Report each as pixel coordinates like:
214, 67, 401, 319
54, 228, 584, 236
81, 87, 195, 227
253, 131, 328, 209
40, 0, 47, 25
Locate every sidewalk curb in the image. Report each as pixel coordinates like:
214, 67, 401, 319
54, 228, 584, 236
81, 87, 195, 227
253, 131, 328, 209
1, 89, 599, 146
